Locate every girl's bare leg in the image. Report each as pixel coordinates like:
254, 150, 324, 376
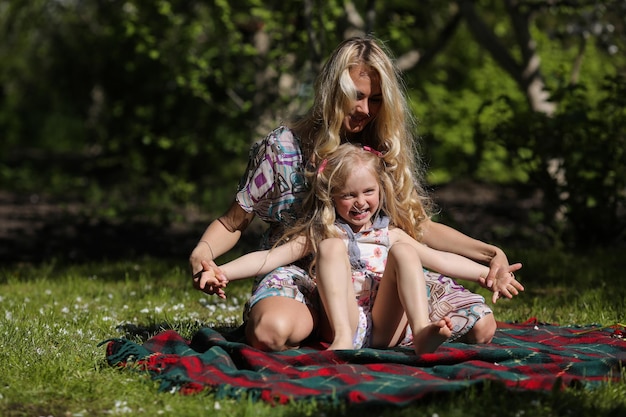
316, 238, 359, 350
371, 242, 451, 354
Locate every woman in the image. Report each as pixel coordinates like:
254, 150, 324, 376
190, 36, 522, 351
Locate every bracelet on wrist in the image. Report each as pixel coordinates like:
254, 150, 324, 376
198, 240, 215, 260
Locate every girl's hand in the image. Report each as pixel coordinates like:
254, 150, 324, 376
193, 260, 229, 299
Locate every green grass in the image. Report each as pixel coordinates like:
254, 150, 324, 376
0, 248, 625, 416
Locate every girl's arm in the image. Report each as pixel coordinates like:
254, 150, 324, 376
204, 235, 310, 285
391, 228, 523, 303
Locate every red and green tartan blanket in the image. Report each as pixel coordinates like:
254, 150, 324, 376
103, 321, 626, 406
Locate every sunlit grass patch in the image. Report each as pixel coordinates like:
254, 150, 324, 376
0, 248, 625, 416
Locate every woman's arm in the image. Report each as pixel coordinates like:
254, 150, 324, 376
420, 218, 514, 289
190, 201, 254, 296
392, 228, 523, 303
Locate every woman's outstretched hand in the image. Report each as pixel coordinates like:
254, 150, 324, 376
490, 263, 524, 303
479, 259, 524, 303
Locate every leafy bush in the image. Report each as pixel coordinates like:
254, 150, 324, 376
487, 75, 626, 248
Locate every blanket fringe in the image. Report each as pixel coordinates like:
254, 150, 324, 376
573, 323, 626, 338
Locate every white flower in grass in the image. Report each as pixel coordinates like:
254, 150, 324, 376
61, 307, 70, 314
111, 400, 132, 414
140, 308, 150, 314
214, 401, 221, 410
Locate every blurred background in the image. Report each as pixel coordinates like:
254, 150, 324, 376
1, 0, 624, 263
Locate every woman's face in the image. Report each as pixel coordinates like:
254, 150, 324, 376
342, 64, 382, 135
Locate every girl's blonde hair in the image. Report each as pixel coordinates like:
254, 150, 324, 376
289, 36, 431, 240
281, 143, 396, 274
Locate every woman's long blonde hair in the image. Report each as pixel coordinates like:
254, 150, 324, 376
289, 36, 432, 240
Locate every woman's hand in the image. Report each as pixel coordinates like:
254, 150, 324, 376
190, 240, 228, 298
192, 259, 229, 299
481, 247, 510, 289
480, 259, 524, 303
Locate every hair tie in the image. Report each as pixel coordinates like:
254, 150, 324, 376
317, 159, 328, 173
363, 145, 384, 158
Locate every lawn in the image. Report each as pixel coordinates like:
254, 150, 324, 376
0, 247, 625, 416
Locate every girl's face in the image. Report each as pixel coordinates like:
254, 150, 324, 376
332, 164, 380, 233
342, 64, 382, 135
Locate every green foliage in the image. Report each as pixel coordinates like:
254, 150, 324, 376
486, 75, 626, 248
1, 0, 625, 246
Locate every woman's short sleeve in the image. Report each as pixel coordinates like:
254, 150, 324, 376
235, 126, 307, 226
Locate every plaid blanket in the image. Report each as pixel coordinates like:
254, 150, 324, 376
103, 321, 626, 406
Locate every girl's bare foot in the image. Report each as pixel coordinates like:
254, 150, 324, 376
327, 339, 354, 350
326, 330, 355, 350
412, 317, 453, 355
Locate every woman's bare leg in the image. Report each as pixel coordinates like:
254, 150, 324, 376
316, 238, 359, 350
458, 313, 497, 344
371, 243, 451, 354
245, 297, 315, 351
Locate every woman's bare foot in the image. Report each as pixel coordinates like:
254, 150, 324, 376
412, 317, 453, 355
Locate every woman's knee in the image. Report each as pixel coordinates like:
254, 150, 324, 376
246, 312, 291, 351
245, 298, 314, 351
464, 314, 497, 344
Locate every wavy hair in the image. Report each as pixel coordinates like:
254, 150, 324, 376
289, 36, 432, 240
280, 143, 396, 274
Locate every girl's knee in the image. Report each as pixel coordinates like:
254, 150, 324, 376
388, 242, 418, 261
318, 238, 346, 260
318, 237, 346, 254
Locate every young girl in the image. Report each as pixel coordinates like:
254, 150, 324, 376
199, 144, 521, 354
